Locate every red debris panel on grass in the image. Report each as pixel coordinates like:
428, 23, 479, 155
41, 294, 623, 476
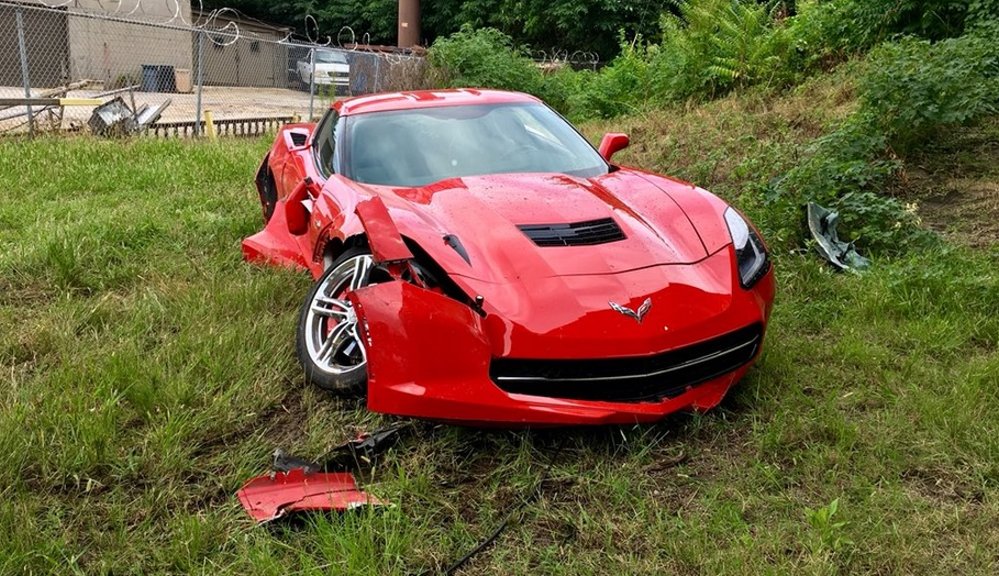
237, 469, 383, 523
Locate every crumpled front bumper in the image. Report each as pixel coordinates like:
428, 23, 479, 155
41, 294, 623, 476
346, 255, 774, 427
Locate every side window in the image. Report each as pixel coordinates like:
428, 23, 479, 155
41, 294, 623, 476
313, 110, 339, 176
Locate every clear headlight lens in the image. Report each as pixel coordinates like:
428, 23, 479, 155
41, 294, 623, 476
724, 207, 769, 289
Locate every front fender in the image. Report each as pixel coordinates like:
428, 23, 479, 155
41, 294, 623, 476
347, 281, 493, 419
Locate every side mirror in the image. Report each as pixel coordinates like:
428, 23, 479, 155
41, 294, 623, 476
598, 133, 630, 163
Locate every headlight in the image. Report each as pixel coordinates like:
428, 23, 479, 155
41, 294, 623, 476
724, 207, 769, 289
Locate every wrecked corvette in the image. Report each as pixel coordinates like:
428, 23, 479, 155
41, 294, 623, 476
242, 89, 775, 426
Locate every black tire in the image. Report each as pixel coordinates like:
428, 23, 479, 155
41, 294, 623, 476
296, 247, 373, 394
259, 169, 277, 222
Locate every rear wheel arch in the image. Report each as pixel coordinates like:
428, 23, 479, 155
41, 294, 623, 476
256, 156, 279, 222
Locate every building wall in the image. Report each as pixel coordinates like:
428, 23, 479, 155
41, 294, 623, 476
5, 2, 290, 90
195, 27, 289, 88
0, 2, 70, 88
64, 0, 193, 87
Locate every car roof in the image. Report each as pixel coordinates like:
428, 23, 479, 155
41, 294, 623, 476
332, 89, 541, 116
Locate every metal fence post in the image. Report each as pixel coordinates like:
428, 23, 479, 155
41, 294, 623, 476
308, 47, 316, 121
195, 29, 205, 137
15, 8, 33, 138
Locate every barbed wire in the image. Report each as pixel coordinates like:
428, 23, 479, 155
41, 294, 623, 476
531, 49, 600, 70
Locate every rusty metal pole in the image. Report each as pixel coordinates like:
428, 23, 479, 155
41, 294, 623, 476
398, 0, 420, 48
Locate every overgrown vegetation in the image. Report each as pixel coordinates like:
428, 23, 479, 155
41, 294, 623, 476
428, 0, 999, 252
204, 0, 679, 58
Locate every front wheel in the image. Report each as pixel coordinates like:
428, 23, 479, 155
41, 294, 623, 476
296, 248, 374, 394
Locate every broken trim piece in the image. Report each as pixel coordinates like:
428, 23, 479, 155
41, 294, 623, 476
237, 469, 383, 523
355, 197, 414, 263
806, 202, 871, 271
272, 423, 412, 473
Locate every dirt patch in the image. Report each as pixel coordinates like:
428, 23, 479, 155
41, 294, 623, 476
907, 118, 999, 248
900, 465, 987, 505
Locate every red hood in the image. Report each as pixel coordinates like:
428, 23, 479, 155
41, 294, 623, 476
355, 169, 709, 283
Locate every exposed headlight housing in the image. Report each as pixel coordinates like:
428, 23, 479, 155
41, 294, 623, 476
724, 207, 769, 289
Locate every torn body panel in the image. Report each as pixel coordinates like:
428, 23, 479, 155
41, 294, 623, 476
355, 197, 414, 263
238, 469, 382, 523
241, 197, 315, 271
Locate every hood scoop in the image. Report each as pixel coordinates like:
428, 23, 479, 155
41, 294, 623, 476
518, 217, 626, 247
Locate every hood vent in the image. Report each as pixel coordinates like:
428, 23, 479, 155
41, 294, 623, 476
518, 217, 626, 247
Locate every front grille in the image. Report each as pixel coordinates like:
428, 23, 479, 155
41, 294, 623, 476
518, 217, 626, 247
490, 323, 763, 403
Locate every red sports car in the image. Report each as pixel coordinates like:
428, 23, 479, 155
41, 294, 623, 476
243, 89, 775, 426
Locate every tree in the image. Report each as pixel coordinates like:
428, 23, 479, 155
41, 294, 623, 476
202, 0, 682, 58
423, 0, 682, 58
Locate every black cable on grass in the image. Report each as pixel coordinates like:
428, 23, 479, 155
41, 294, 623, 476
416, 441, 564, 576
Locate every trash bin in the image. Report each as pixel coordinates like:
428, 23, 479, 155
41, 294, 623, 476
174, 68, 192, 93
157, 65, 177, 93
140, 64, 177, 93
141, 64, 160, 92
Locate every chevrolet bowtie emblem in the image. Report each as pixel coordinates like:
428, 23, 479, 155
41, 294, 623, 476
609, 298, 652, 323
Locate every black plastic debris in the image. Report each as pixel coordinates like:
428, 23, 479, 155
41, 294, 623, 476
806, 202, 871, 271
272, 422, 412, 474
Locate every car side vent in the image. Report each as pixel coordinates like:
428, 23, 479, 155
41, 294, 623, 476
518, 218, 626, 247
289, 132, 308, 147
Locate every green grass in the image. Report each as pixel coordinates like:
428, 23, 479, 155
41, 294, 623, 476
0, 83, 996, 574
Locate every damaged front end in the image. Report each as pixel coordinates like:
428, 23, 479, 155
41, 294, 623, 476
348, 198, 774, 426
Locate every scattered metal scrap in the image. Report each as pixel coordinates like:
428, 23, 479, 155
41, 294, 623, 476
807, 202, 871, 271
0, 79, 98, 133
88, 96, 171, 137
0, 77, 172, 137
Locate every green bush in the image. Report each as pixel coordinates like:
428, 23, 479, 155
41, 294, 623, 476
778, 0, 992, 77
767, 26, 999, 253
425, 2, 802, 119
427, 26, 545, 95
861, 33, 999, 151
653, 0, 793, 100
558, 40, 657, 119
764, 110, 917, 252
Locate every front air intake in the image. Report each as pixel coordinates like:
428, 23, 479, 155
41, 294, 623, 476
490, 323, 764, 403
518, 217, 626, 247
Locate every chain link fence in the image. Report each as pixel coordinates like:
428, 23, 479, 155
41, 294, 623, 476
0, 1, 427, 137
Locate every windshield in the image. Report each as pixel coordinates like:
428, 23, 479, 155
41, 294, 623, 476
343, 103, 608, 187
315, 51, 347, 64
